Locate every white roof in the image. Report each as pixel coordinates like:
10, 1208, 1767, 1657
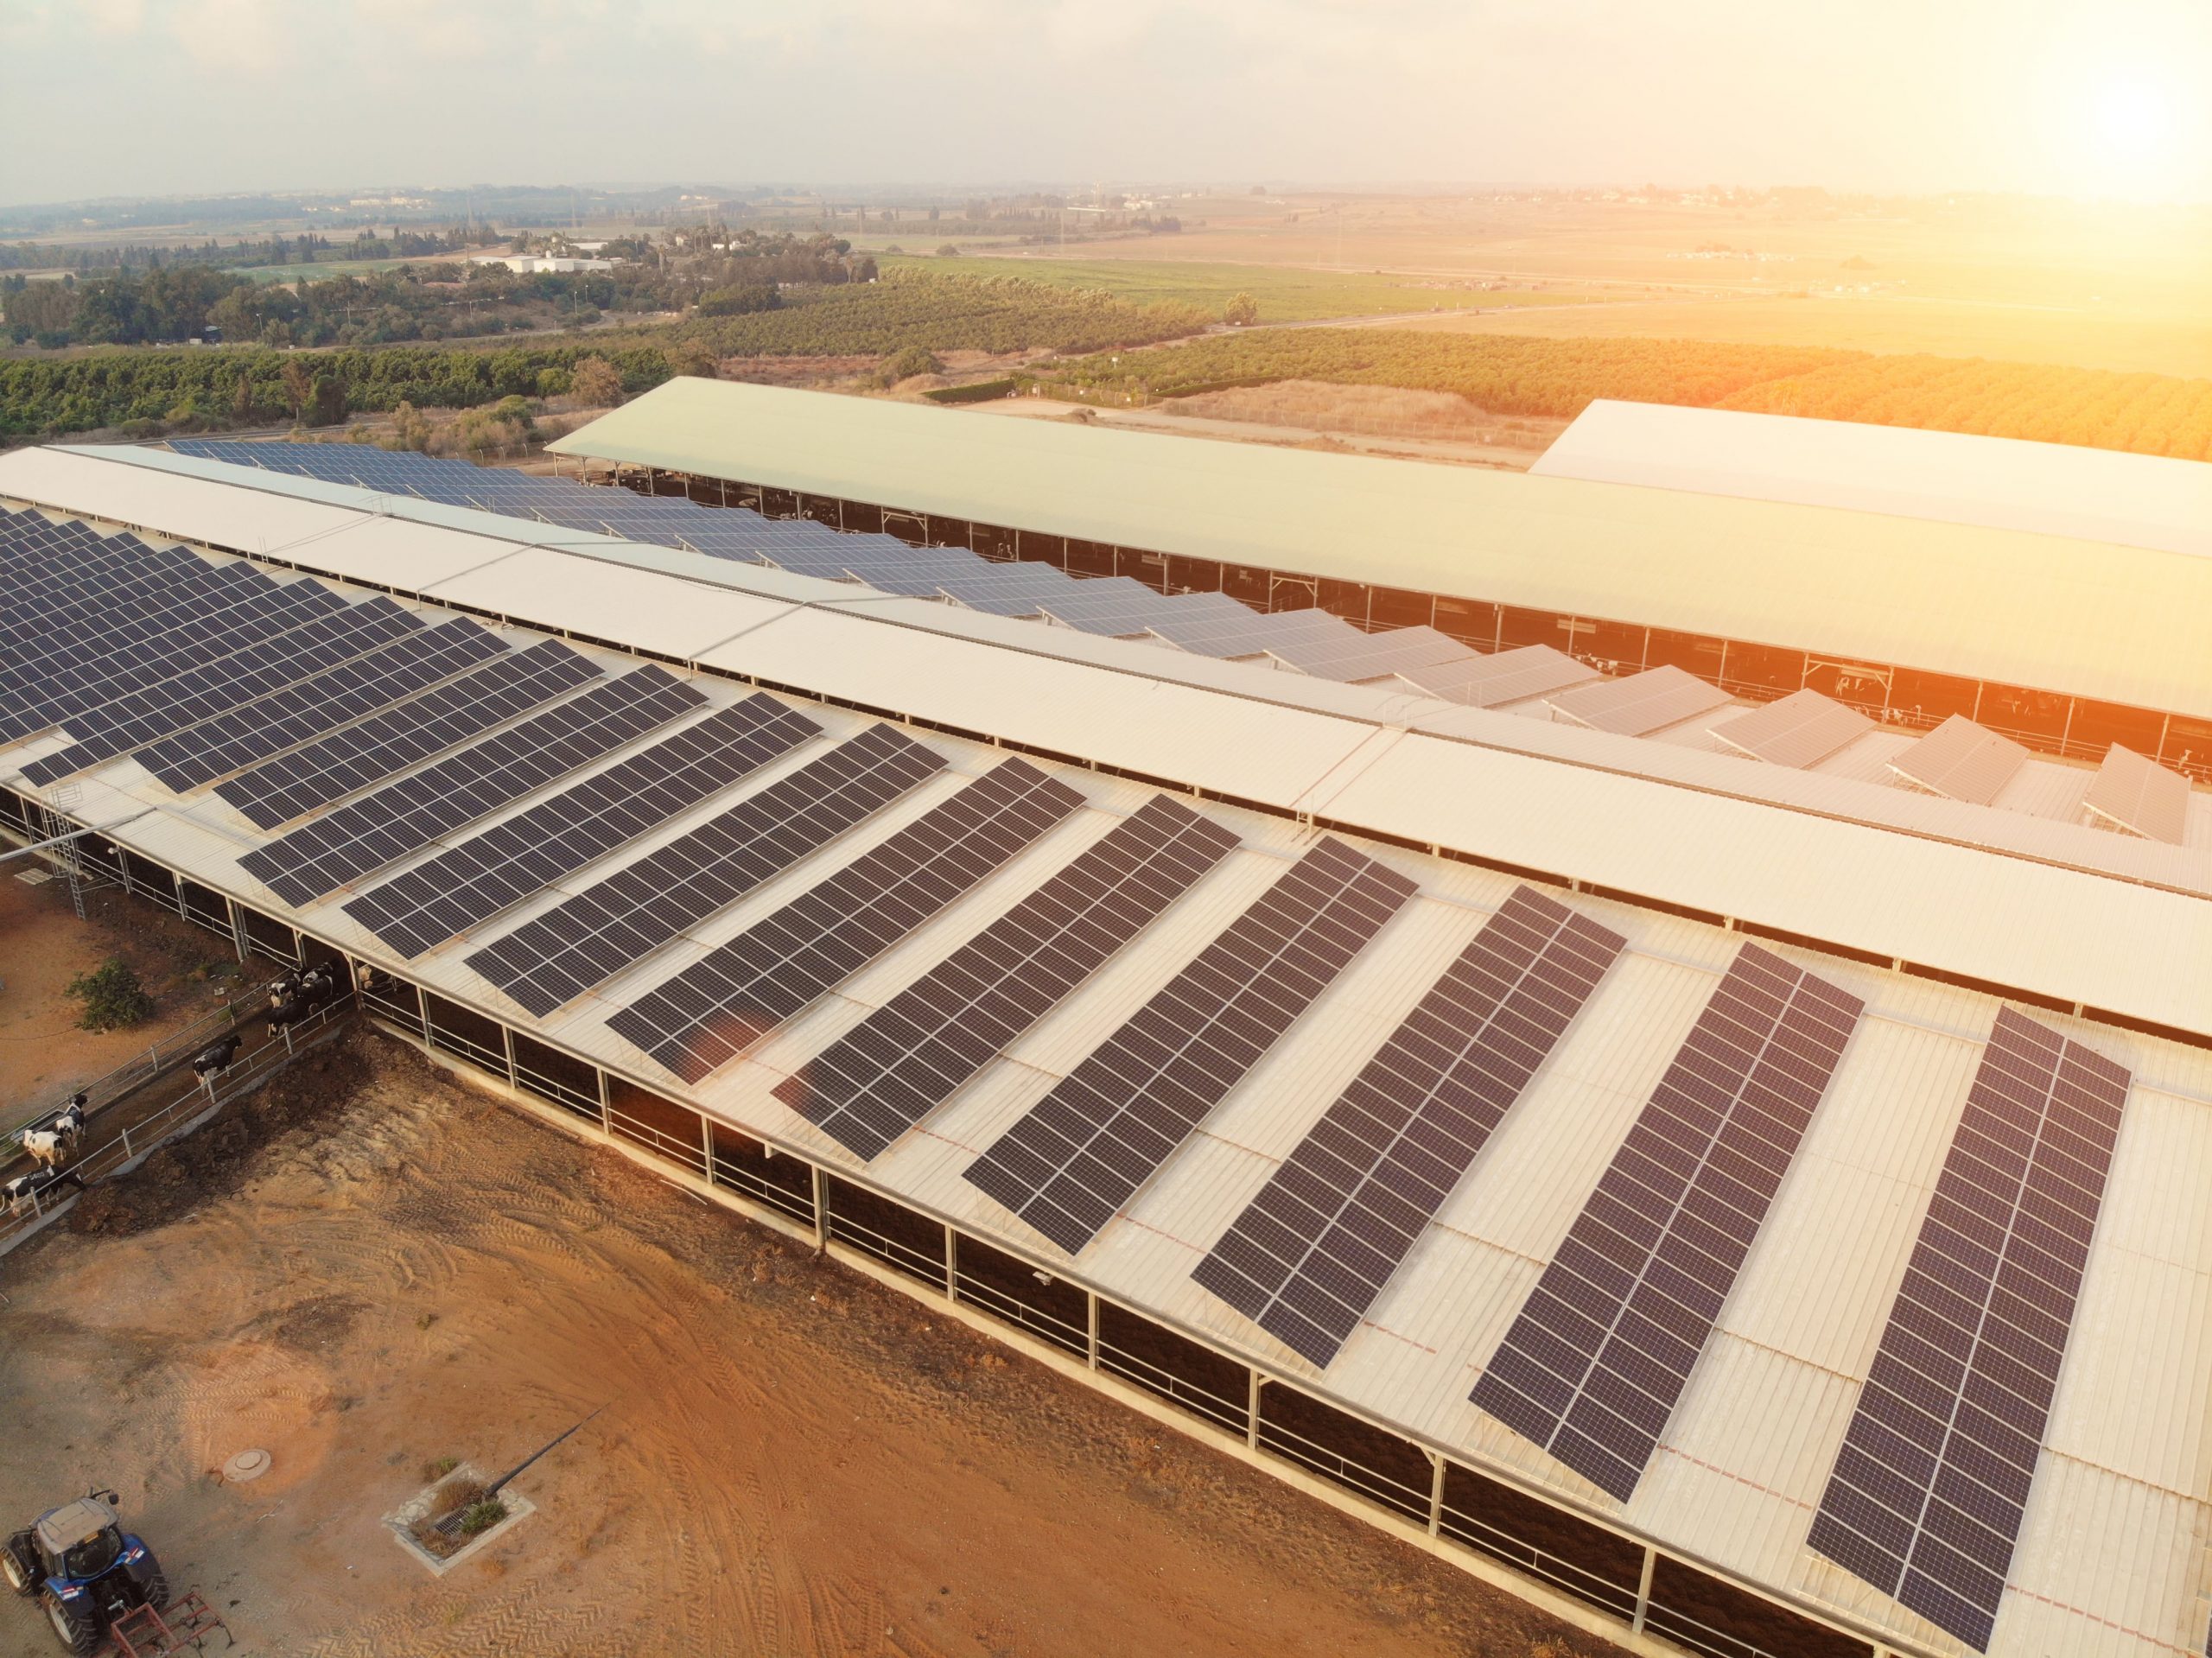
7, 452, 2212, 1657
1532, 400, 2212, 562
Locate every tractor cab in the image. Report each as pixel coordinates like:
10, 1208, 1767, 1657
4, 1491, 168, 1655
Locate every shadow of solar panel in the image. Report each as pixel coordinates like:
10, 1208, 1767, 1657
475, 724, 949, 1020
778, 793, 1240, 1159
242, 665, 702, 905
215, 638, 601, 829
137, 618, 507, 792
605, 755, 1084, 1075
20, 596, 425, 786
1470, 943, 1863, 1502
1193, 885, 1626, 1368
1805, 1007, 2130, 1652
343, 693, 819, 956
964, 835, 1420, 1255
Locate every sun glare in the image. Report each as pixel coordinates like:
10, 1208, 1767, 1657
2068, 67, 2189, 199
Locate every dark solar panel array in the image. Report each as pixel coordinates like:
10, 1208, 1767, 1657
1806, 1007, 2131, 1652
0, 570, 347, 744
214, 638, 601, 829
165, 440, 1546, 710
19, 597, 424, 786
242, 666, 703, 905
1193, 885, 1627, 1368
964, 836, 1419, 1255
0, 537, 208, 651
1, 556, 248, 683
137, 618, 508, 792
343, 693, 820, 957
1471, 943, 1863, 1502
477, 725, 951, 1019
606, 756, 1084, 1076
779, 793, 1241, 1159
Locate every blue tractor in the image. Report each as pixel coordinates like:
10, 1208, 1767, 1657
3, 1490, 168, 1655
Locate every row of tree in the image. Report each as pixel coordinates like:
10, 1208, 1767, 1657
0, 224, 498, 274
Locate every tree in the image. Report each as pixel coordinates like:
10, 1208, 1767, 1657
878, 344, 942, 384
66, 958, 155, 1032
1224, 291, 1258, 327
664, 340, 718, 380
308, 372, 347, 427
281, 358, 313, 422
569, 355, 624, 407
230, 372, 257, 425
389, 399, 431, 450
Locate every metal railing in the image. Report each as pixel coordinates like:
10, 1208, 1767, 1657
1, 993, 356, 1255
5, 997, 253, 1147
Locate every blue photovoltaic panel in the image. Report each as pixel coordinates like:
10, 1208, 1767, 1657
240, 665, 704, 906
341, 693, 820, 956
1806, 1007, 2131, 1651
214, 638, 601, 829
1470, 943, 1862, 1501
604, 756, 1083, 1073
779, 793, 1241, 1159
137, 618, 508, 792
478, 725, 952, 1020
1193, 885, 1626, 1368
964, 837, 1419, 1255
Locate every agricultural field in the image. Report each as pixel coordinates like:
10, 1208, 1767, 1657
1041, 329, 2212, 461
1001, 191, 2212, 378
881, 253, 1617, 325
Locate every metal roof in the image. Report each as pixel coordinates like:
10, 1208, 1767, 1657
4, 468, 2212, 1658
1532, 400, 2212, 562
548, 379, 2212, 723
4, 443, 2208, 1045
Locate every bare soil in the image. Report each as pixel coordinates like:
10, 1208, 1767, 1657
0, 1031, 1614, 1658
0, 873, 244, 1114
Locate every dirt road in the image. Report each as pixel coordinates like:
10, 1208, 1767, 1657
0, 1033, 1607, 1658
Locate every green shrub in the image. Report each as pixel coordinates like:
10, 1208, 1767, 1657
66, 958, 156, 1032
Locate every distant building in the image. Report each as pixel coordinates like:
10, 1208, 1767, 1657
474, 255, 617, 275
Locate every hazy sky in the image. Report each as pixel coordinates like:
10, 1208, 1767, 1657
3, 0, 2208, 206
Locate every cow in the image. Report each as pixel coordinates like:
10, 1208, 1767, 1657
193, 1033, 241, 1077
265, 969, 302, 1009
266, 996, 310, 1031
17, 1096, 87, 1172
3, 1166, 86, 1214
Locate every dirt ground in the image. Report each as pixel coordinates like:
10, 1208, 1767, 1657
0, 1031, 1613, 1658
0, 873, 244, 1113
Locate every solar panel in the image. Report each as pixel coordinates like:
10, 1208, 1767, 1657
342, 694, 820, 956
137, 618, 508, 792
19, 598, 425, 787
1393, 644, 1599, 709
1193, 885, 1626, 1368
1708, 689, 1873, 768
0, 571, 348, 742
2079, 743, 2189, 845
215, 638, 601, 829
241, 666, 704, 906
1035, 588, 1243, 638
1886, 715, 2031, 805
1546, 665, 1736, 736
474, 725, 950, 1020
604, 756, 1085, 1074
1806, 1008, 2130, 1651
1147, 606, 1364, 662
1470, 943, 1862, 1501
778, 793, 1242, 1159
963, 836, 1419, 1255
1268, 626, 1476, 684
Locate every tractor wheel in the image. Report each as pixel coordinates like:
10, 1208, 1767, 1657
137, 1547, 169, 1613
1, 1531, 36, 1596
41, 1588, 99, 1655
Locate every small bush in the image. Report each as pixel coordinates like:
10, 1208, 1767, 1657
423, 1453, 460, 1481
66, 958, 156, 1032
458, 1497, 508, 1537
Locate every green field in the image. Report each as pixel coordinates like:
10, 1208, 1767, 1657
879, 255, 1604, 325
226, 257, 414, 285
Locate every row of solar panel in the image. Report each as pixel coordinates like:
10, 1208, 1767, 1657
166, 441, 1565, 699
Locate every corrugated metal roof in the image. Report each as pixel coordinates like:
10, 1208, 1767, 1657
6, 466, 2212, 1657
1531, 401, 2212, 562
547, 378, 2212, 722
